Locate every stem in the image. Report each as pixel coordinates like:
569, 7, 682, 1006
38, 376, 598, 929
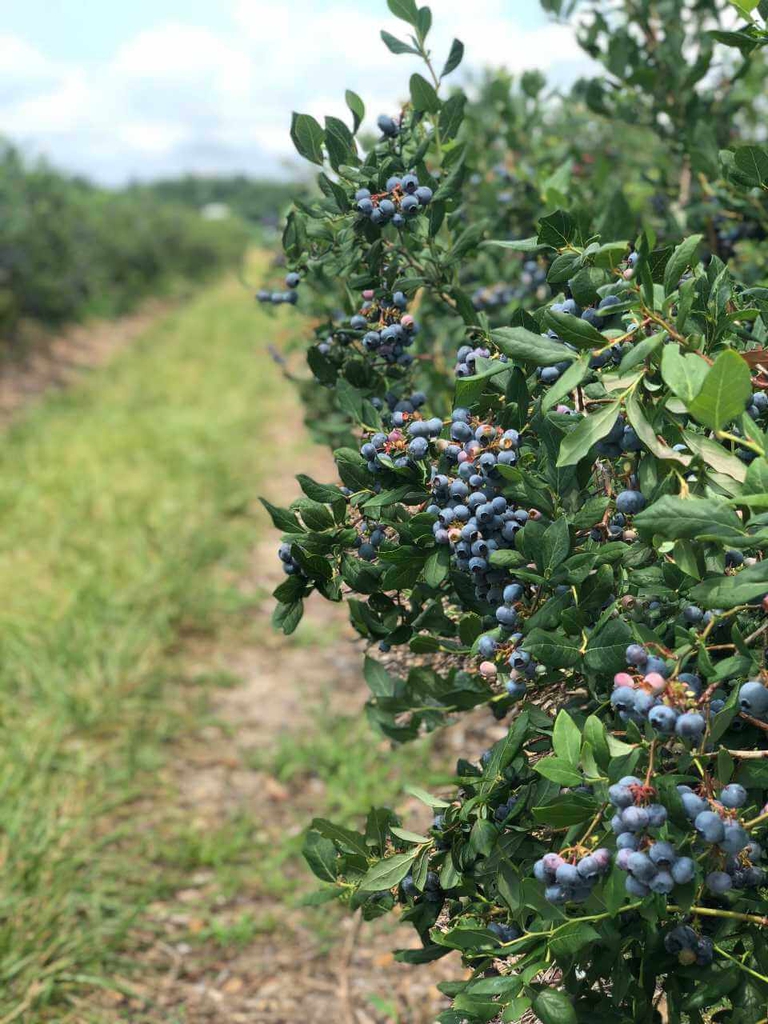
668, 904, 768, 927
714, 944, 768, 985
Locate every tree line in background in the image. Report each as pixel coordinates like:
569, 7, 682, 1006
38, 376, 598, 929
261, 0, 768, 1020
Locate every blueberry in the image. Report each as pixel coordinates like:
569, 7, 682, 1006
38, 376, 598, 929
615, 490, 646, 515
626, 644, 648, 667
555, 863, 580, 886
478, 636, 497, 658
720, 783, 747, 809
285, 271, 300, 288
415, 186, 433, 205
695, 810, 725, 844
649, 842, 676, 867
622, 806, 649, 832
721, 823, 749, 854
503, 583, 523, 604
608, 784, 634, 808
675, 712, 706, 742
357, 197, 374, 215
706, 871, 733, 895
627, 852, 656, 881
649, 871, 675, 894
401, 173, 419, 193
649, 705, 678, 734
671, 857, 695, 884
408, 437, 429, 460
377, 114, 398, 136
625, 875, 650, 897
739, 680, 768, 716
496, 606, 518, 628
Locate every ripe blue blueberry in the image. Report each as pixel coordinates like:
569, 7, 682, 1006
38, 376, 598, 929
615, 490, 646, 515
720, 784, 747, 809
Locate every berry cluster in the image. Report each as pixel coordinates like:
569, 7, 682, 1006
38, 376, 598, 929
681, 783, 764, 893
664, 925, 714, 967
477, 621, 535, 700
427, 411, 528, 602
533, 847, 612, 904
611, 644, 710, 742
360, 415, 443, 470
328, 289, 419, 367
256, 272, 301, 306
278, 541, 306, 579
355, 173, 433, 227
455, 344, 509, 378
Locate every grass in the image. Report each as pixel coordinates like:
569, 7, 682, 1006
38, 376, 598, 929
0, 256, 304, 1017
0, 255, 446, 1021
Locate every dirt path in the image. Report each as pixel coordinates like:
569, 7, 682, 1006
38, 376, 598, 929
0, 296, 178, 425
6, 284, 500, 1024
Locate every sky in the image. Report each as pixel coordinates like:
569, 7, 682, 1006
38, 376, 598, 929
0, 0, 594, 185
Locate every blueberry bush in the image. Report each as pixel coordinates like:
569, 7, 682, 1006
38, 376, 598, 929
262, 1, 768, 1019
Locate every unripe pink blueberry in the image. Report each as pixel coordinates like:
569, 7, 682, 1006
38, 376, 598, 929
362, 289, 374, 299
614, 672, 635, 688
388, 430, 401, 443
623, 269, 635, 280
643, 672, 667, 693
479, 661, 497, 679
401, 314, 414, 327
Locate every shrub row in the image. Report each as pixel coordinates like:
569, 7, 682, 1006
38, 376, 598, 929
0, 142, 250, 333
262, 1, 768, 1020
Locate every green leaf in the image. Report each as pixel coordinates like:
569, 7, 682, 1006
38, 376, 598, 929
549, 921, 600, 957
290, 112, 325, 165
542, 517, 571, 576
404, 784, 450, 809
553, 710, 581, 767
296, 475, 345, 505
625, 391, 690, 464
410, 73, 440, 113
690, 559, 768, 608
441, 38, 465, 77
260, 497, 303, 533
688, 349, 752, 431
424, 545, 450, 587
387, 0, 420, 25
661, 343, 709, 404
345, 89, 365, 132
324, 115, 357, 170
380, 30, 420, 54
634, 495, 744, 540
619, 330, 666, 372
533, 756, 583, 787
663, 234, 703, 295
681, 429, 746, 482
532, 795, 596, 827
538, 209, 575, 248
532, 988, 577, 1024
556, 400, 621, 468
523, 629, 581, 668
389, 826, 431, 844
438, 93, 466, 141
358, 852, 416, 892
310, 818, 369, 857
545, 310, 605, 349
733, 145, 768, 187
272, 599, 304, 635
541, 357, 590, 414
483, 237, 551, 253
491, 327, 577, 367
364, 657, 396, 697
585, 619, 632, 673
303, 831, 338, 882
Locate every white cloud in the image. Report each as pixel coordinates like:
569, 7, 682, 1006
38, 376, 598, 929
0, 2, 595, 184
